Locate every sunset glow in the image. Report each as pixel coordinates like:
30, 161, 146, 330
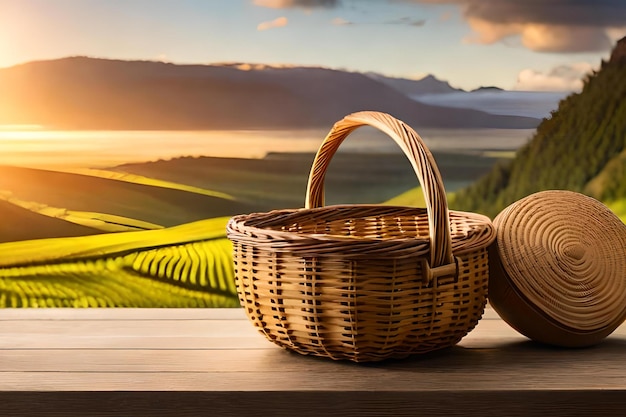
0, 128, 533, 170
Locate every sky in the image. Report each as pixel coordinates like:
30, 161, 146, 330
1, 0, 625, 91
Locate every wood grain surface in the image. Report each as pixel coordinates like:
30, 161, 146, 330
1, 307, 625, 416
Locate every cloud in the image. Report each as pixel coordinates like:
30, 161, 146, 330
514, 62, 595, 91
519, 25, 613, 53
606, 27, 626, 42
330, 16, 426, 27
257, 16, 289, 31
253, 0, 339, 8
256, 16, 289, 30
463, 18, 613, 53
387, 17, 426, 26
331, 17, 352, 25
439, 11, 453, 22
402, 0, 626, 52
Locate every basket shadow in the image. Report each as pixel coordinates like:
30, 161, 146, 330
277, 335, 626, 370
356, 336, 626, 370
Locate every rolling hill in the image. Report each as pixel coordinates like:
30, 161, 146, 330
0, 148, 505, 246
110, 151, 504, 211
0, 199, 103, 243
0, 165, 252, 228
0, 57, 539, 130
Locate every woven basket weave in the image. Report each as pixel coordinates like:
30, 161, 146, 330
227, 111, 496, 362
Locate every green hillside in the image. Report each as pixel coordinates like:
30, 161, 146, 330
0, 199, 104, 243
0, 165, 250, 228
452, 38, 626, 219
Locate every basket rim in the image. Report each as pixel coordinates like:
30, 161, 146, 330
227, 204, 495, 257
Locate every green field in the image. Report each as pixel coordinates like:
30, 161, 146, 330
0, 217, 238, 307
0, 151, 623, 308
606, 198, 626, 223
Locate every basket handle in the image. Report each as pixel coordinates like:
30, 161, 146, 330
305, 111, 453, 268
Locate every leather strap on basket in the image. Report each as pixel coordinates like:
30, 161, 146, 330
305, 111, 454, 269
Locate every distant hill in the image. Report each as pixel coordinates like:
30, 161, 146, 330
411, 90, 567, 119
0, 165, 252, 227
0, 199, 103, 243
369, 73, 563, 119
0, 57, 538, 130
109, 151, 501, 212
452, 37, 626, 218
471, 86, 504, 92
365, 73, 463, 95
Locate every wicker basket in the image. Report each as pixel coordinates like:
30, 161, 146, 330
227, 111, 496, 362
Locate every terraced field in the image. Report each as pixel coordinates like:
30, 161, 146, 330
0, 217, 239, 307
0, 164, 245, 307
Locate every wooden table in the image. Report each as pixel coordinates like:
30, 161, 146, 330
1, 307, 625, 417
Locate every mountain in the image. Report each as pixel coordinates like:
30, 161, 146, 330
0, 57, 538, 130
370, 72, 564, 119
411, 90, 568, 119
365, 73, 463, 95
452, 37, 626, 218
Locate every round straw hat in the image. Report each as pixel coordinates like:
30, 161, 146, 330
488, 190, 626, 347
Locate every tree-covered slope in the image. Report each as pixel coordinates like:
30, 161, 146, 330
453, 37, 626, 218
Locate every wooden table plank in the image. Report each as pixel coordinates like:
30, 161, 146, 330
0, 307, 509, 321
4, 391, 626, 417
1, 307, 625, 417
0, 307, 246, 321
1, 345, 625, 390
